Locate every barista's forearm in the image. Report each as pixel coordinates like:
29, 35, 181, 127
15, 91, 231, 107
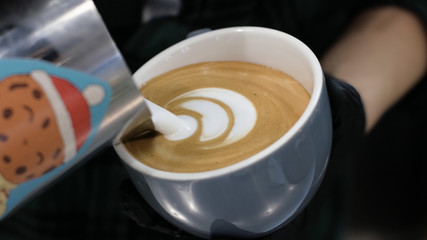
321, 6, 427, 132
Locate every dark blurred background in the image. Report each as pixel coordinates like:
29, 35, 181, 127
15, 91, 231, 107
0, 0, 426, 239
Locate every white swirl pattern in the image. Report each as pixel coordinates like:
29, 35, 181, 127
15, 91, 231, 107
170, 87, 257, 147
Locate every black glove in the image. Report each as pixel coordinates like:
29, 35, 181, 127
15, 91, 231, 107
119, 178, 200, 240
119, 73, 366, 240
295, 73, 366, 240
325, 73, 366, 161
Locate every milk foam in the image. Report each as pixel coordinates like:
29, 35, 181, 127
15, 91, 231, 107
150, 87, 257, 147
171, 88, 257, 147
179, 99, 229, 141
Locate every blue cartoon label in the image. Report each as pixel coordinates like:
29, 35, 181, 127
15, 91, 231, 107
0, 59, 111, 218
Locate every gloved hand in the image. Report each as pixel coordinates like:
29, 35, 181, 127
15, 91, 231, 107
119, 73, 366, 240
294, 73, 366, 240
119, 178, 199, 240
324, 73, 366, 161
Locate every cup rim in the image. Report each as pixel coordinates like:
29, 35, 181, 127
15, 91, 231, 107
114, 26, 324, 181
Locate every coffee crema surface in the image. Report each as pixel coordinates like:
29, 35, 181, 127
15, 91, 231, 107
124, 61, 310, 172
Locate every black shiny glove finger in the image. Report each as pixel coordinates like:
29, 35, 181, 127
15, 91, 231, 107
119, 73, 366, 240
119, 178, 201, 240
324, 73, 366, 161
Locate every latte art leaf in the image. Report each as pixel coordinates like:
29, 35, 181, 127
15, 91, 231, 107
168, 87, 257, 148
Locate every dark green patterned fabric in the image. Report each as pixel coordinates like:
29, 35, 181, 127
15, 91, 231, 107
0, 0, 426, 239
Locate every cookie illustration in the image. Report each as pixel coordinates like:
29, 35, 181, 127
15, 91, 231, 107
0, 69, 106, 214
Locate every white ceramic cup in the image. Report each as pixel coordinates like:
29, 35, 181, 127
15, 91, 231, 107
114, 27, 332, 239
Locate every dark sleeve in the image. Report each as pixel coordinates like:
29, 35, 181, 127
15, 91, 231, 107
369, 0, 427, 28
396, 0, 427, 26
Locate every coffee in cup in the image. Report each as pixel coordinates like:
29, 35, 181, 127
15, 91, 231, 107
124, 61, 310, 173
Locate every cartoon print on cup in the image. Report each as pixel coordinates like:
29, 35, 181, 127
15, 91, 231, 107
0, 59, 111, 217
